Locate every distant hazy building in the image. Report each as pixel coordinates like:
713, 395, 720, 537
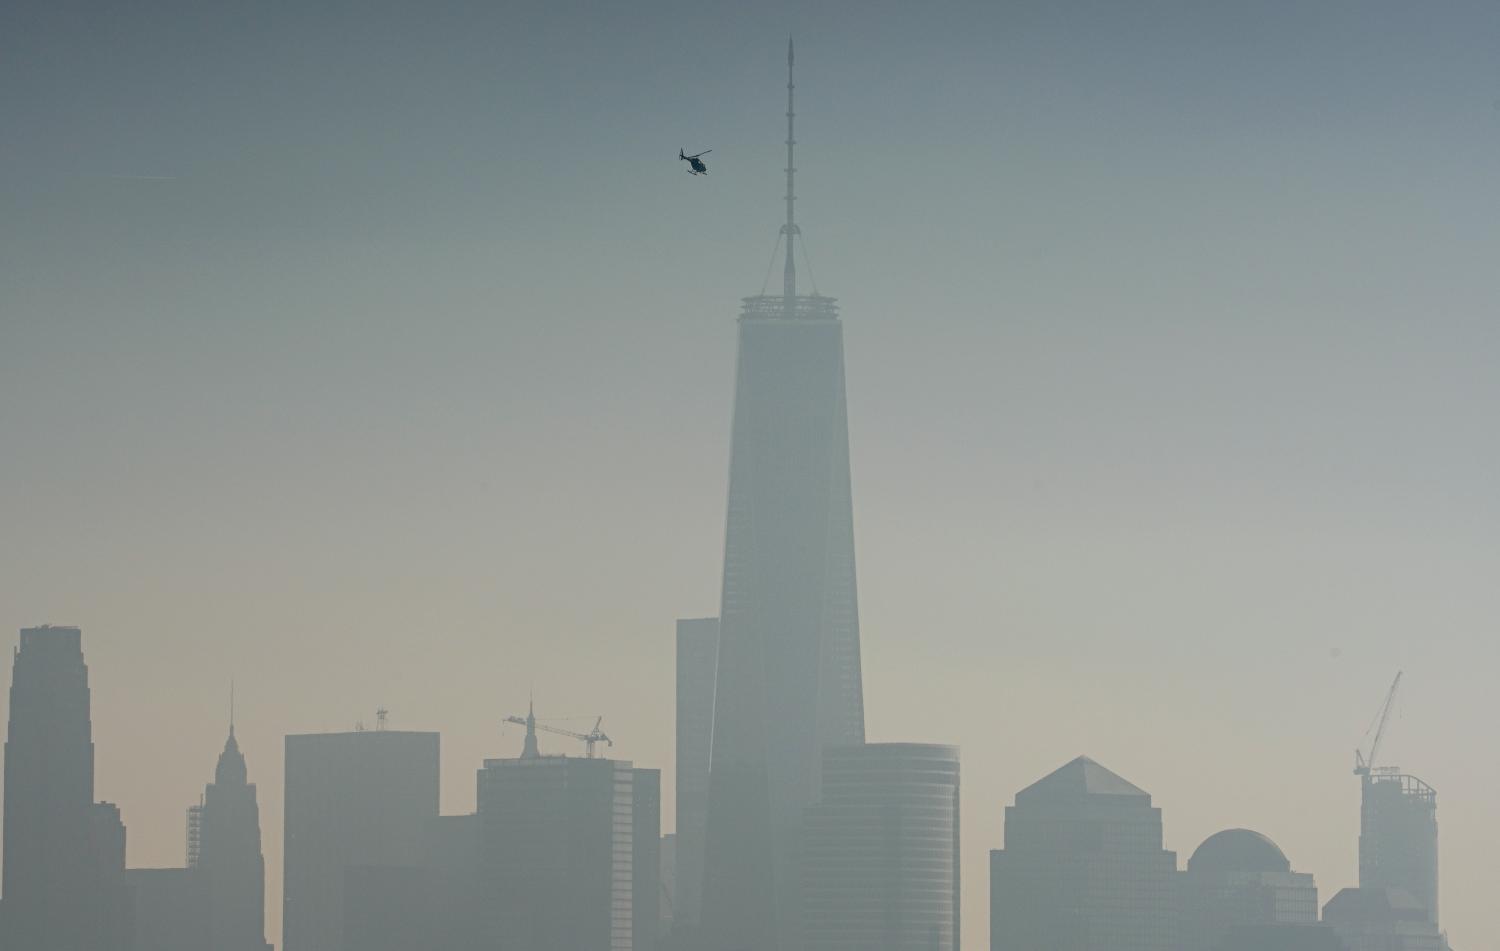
341, 865, 432, 951
634, 768, 663, 951
673, 617, 718, 930
1, 625, 130, 951
1181, 829, 1318, 951
127, 868, 210, 951
702, 42, 866, 951
475, 716, 656, 951
1359, 771, 1439, 926
660, 833, 678, 931
1324, 886, 1443, 951
421, 813, 484, 951
282, 728, 440, 951
192, 723, 273, 951
990, 756, 1178, 951
803, 743, 960, 951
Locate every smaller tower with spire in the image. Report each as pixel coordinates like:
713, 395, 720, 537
191, 687, 271, 951
521, 697, 541, 760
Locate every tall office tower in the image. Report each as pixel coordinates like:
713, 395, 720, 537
282, 728, 440, 951
989, 756, 1178, 951
673, 616, 718, 930
1180, 829, 1319, 951
193, 719, 272, 951
1323, 887, 1445, 951
701, 40, 866, 951
1, 625, 128, 951
802, 744, 960, 951
474, 718, 641, 951
1359, 770, 1439, 925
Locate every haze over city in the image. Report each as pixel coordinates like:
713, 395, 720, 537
3, 1, 1499, 950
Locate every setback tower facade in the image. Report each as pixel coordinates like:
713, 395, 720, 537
193, 718, 273, 951
1, 625, 129, 951
700, 39, 866, 951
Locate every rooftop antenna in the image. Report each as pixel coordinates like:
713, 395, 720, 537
782, 35, 799, 316
229, 680, 235, 737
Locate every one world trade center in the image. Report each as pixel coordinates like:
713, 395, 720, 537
700, 39, 866, 951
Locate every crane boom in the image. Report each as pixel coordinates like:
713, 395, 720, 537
503, 714, 613, 758
1354, 671, 1402, 776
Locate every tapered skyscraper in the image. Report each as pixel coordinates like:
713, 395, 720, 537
700, 39, 866, 951
192, 703, 272, 951
1, 625, 129, 951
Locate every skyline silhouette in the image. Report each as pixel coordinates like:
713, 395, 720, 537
4, 2, 1497, 949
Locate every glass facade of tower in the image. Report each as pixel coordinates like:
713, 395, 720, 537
475, 754, 637, 951
803, 743, 961, 951
700, 293, 866, 951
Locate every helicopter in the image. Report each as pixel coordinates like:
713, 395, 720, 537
679, 148, 711, 175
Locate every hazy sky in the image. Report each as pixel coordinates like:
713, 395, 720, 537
4, 1, 1500, 948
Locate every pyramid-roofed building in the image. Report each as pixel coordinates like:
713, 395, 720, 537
991, 756, 1177, 951
1015, 755, 1151, 802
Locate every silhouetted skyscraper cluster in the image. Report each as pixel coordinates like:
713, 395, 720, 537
983, 755, 1451, 951
0, 626, 271, 951
2, 41, 1468, 951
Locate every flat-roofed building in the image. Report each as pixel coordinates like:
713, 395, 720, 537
803, 743, 960, 951
282, 729, 440, 951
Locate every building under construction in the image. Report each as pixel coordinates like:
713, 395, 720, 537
1359, 770, 1439, 925
1344, 672, 1446, 947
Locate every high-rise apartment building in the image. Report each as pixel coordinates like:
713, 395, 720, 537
803, 743, 960, 951
701, 41, 866, 951
193, 723, 272, 951
1359, 771, 1439, 926
1, 625, 130, 951
989, 756, 1178, 951
282, 728, 440, 951
673, 616, 718, 930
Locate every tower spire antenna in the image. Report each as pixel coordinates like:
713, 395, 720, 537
229, 680, 235, 736
782, 34, 799, 315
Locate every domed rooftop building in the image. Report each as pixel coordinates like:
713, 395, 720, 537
1181, 829, 1320, 951
1188, 829, 1292, 877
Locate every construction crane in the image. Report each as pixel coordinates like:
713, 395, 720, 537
1354, 671, 1403, 776
504, 712, 613, 758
